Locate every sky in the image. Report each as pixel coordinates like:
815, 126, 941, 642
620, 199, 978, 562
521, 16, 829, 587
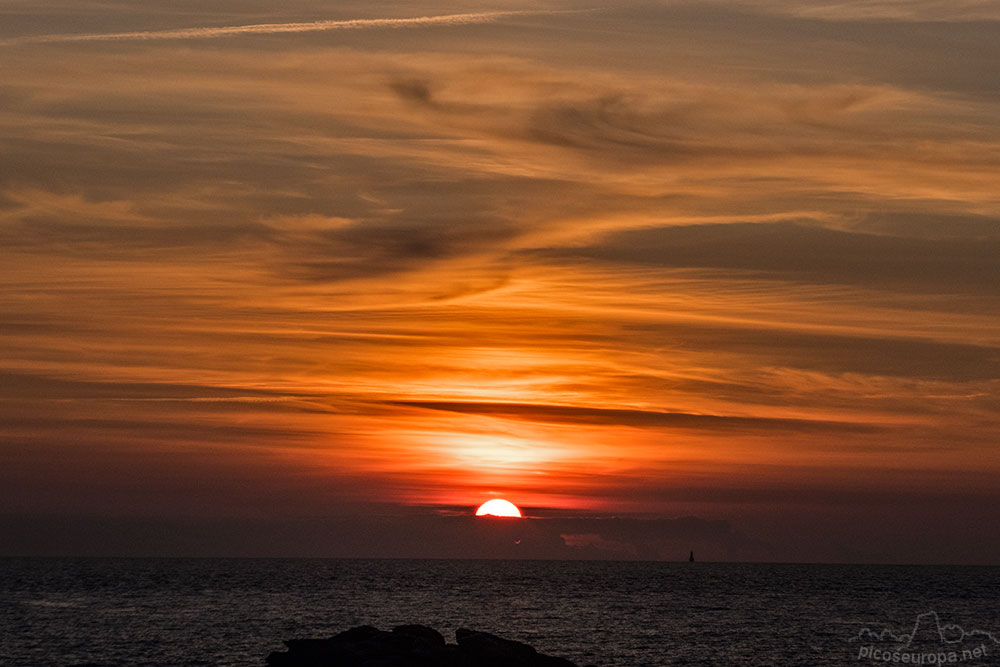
1, 0, 998, 563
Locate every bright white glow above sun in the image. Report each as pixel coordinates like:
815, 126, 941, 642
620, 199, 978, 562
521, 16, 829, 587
475, 499, 522, 517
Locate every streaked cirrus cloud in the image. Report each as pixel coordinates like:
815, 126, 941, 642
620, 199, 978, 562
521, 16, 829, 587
0, 9, 566, 46
1, 0, 998, 561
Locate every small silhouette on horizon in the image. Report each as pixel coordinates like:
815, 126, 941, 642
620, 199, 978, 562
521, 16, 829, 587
688, 550, 695, 562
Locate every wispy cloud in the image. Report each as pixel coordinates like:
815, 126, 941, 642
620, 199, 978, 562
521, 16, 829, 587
726, 0, 1000, 21
0, 10, 555, 46
389, 400, 881, 433
2, 1, 999, 562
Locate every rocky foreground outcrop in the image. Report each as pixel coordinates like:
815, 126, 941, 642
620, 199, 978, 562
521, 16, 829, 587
266, 624, 590, 667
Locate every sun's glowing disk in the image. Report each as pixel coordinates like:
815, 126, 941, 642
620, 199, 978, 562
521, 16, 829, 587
475, 499, 522, 517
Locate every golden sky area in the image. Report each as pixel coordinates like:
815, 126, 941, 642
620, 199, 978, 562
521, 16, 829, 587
1, 0, 998, 561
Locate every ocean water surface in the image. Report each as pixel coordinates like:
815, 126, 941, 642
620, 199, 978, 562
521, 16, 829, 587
1, 559, 998, 666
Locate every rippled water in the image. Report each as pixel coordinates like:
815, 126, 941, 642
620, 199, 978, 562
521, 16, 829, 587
1, 559, 998, 666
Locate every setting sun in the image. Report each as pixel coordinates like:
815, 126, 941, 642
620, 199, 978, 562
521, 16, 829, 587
475, 499, 522, 518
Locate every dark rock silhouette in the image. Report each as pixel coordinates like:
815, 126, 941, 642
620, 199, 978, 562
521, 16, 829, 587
266, 624, 586, 667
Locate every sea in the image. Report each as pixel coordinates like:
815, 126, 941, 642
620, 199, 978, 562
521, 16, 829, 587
1, 559, 998, 666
